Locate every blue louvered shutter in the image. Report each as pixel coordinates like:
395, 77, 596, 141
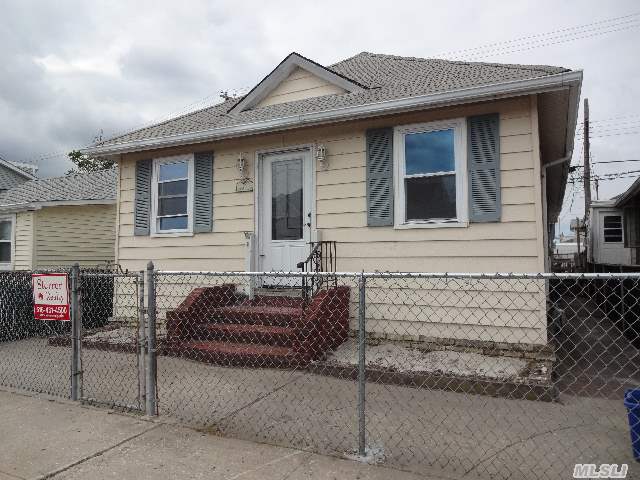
366, 128, 394, 226
193, 151, 214, 233
468, 114, 501, 222
134, 159, 152, 235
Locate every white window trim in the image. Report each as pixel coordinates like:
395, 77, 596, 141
602, 214, 623, 244
151, 154, 194, 237
393, 118, 468, 229
0, 214, 15, 271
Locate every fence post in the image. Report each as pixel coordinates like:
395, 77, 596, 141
137, 270, 146, 411
145, 261, 157, 416
70, 262, 82, 401
357, 272, 366, 457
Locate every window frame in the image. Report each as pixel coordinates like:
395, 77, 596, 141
0, 214, 15, 271
151, 154, 194, 237
393, 118, 468, 229
602, 214, 623, 244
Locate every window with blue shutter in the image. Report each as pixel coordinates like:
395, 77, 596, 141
467, 114, 501, 222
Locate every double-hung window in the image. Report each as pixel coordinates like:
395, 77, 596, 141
152, 155, 194, 235
394, 119, 467, 228
603, 215, 623, 243
0, 215, 14, 270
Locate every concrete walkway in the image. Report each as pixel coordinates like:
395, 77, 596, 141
0, 389, 443, 480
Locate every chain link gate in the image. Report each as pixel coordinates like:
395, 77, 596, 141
75, 270, 147, 412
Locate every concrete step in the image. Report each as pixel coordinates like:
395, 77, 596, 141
253, 287, 303, 298
193, 323, 299, 346
212, 305, 303, 326
165, 340, 307, 368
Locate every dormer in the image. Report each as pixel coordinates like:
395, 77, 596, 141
229, 52, 365, 113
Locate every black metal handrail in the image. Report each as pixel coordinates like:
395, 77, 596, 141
297, 241, 337, 301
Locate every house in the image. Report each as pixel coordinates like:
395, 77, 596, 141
0, 169, 117, 270
589, 178, 640, 267
0, 157, 38, 193
83, 52, 582, 363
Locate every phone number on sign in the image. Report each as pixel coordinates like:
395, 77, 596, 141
35, 306, 68, 315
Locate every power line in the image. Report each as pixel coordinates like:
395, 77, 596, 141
572, 159, 640, 167
437, 11, 640, 59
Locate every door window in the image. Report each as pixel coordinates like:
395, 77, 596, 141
271, 159, 303, 240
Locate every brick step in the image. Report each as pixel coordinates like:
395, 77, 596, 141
193, 323, 299, 346
211, 305, 304, 326
164, 340, 308, 368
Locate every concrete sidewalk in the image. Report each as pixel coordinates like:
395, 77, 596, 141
0, 389, 441, 480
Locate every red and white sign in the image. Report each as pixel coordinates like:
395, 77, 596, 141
32, 273, 70, 321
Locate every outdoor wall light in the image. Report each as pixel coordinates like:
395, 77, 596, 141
316, 144, 327, 170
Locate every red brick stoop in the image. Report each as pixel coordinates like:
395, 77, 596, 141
164, 285, 351, 368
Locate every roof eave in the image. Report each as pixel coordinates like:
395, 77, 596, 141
0, 199, 116, 213
615, 177, 640, 207
84, 70, 584, 157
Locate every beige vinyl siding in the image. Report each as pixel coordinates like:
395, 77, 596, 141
34, 204, 116, 268
13, 211, 35, 270
256, 67, 347, 108
117, 95, 546, 344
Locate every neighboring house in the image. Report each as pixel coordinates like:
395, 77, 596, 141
554, 241, 583, 256
0, 169, 117, 270
589, 178, 640, 266
0, 157, 38, 193
83, 52, 582, 358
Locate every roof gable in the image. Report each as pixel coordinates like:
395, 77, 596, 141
255, 67, 348, 108
230, 52, 365, 113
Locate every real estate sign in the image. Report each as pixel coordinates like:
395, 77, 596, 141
32, 273, 70, 321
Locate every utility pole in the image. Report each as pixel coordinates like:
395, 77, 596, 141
583, 98, 591, 219
575, 217, 582, 271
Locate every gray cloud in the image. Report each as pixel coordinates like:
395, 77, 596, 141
1, 0, 639, 228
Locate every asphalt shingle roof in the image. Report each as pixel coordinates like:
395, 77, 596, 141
96, 52, 570, 148
0, 168, 117, 207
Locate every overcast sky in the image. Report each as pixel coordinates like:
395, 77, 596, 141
2, 0, 639, 233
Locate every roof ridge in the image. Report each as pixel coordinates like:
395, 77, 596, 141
356, 51, 568, 75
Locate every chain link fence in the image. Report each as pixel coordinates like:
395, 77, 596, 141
0, 268, 638, 479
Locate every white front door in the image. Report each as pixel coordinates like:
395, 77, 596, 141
259, 150, 313, 285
